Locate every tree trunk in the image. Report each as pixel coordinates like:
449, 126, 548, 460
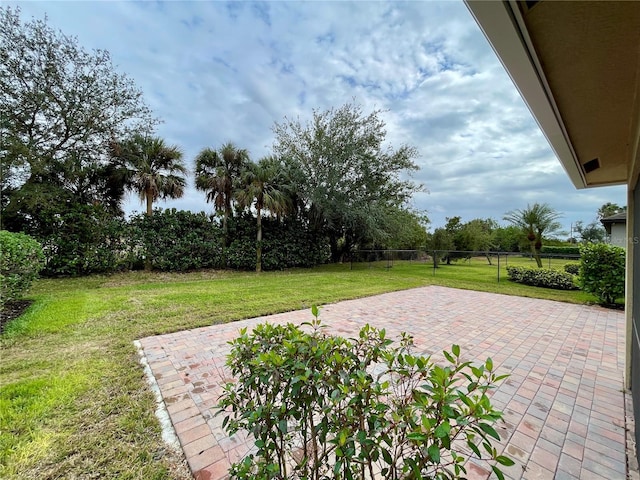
222, 212, 228, 242
256, 207, 262, 273
223, 206, 232, 245
222, 209, 229, 267
329, 234, 340, 263
144, 191, 153, 271
485, 252, 493, 265
145, 192, 153, 216
531, 240, 542, 268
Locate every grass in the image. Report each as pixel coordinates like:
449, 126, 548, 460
0, 258, 597, 478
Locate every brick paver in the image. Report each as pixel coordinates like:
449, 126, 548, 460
137, 286, 628, 479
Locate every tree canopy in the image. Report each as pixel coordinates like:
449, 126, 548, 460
110, 134, 187, 216
1, 6, 157, 236
272, 102, 422, 261
573, 220, 606, 244
1, 7, 155, 190
195, 143, 250, 240
597, 202, 626, 219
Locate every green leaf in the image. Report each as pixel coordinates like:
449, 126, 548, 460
407, 432, 428, 442
479, 422, 500, 440
467, 439, 481, 457
278, 419, 288, 434
428, 444, 441, 463
443, 350, 455, 363
452, 344, 460, 357
492, 465, 506, 480
434, 421, 451, 438
485, 357, 494, 371
421, 416, 432, 430
381, 448, 393, 464
495, 455, 515, 466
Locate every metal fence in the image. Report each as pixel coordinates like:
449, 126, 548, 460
346, 249, 581, 282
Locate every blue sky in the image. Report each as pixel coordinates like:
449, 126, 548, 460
9, 1, 627, 234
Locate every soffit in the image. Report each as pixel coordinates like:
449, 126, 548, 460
517, 1, 640, 187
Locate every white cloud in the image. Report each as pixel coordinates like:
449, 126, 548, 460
9, 0, 627, 232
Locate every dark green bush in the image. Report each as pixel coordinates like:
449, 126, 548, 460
129, 209, 224, 271
579, 243, 625, 304
40, 205, 129, 276
506, 265, 578, 290
217, 308, 513, 480
7, 205, 331, 275
227, 215, 330, 271
0, 230, 45, 309
540, 246, 580, 256
563, 263, 580, 275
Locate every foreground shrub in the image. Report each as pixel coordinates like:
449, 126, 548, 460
0, 231, 45, 309
579, 243, 625, 304
217, 308, 513, 480
506, 265, 578, 290
563, 263, 580, 275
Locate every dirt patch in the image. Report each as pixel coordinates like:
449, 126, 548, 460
0, 299, 33, 333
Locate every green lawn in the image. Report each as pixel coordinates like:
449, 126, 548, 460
0, 259, 595, 479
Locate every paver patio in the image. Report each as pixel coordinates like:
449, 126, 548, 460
137, 286, 629, 480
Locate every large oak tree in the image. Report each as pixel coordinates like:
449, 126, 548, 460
1, 6, 156, 231
272, 103, 421, 262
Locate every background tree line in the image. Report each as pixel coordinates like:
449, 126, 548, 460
426, 200, 623, 268
1, 8, 426, 275
1, 7, 622, 276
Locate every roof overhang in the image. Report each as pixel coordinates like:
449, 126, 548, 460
465, 0, 640, 190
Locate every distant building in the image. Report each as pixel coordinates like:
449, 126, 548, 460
601, 212, 627, 249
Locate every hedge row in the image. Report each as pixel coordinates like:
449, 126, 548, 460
540, 246, 580, 255
32, 208, 330, 276
506, 265, 578, 290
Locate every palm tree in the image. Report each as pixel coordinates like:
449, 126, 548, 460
235, 156, 291, 272
114, 134, 187, 216
503, 203, 562, 267
194, 143, 249, 243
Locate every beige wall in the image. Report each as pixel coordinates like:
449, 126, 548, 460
610, 223, 628, 250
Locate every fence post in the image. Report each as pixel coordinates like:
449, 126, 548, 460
497, 253, 500, 283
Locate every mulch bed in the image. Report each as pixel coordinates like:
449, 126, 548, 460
0, 300, 33, 334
